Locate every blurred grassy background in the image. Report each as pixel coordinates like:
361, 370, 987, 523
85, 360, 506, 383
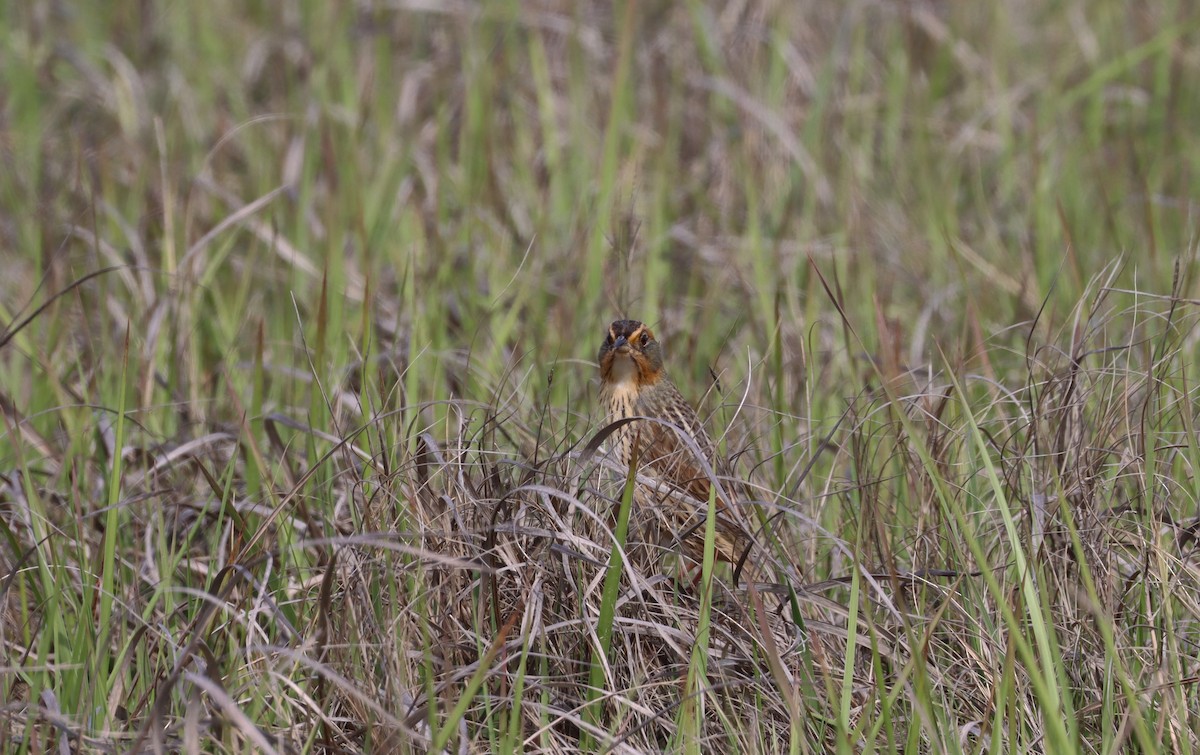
2, 1, 1200, 752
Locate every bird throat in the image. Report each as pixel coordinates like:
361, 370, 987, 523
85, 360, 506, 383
604, 358, 641, 408
604, 351, 661, 393
607, 352, 640, 384
601, 355, 645, 465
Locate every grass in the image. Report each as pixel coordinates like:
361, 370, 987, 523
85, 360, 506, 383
2, 0, 1200, 751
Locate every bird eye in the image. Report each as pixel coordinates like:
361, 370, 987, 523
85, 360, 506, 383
639, 332, 650, 346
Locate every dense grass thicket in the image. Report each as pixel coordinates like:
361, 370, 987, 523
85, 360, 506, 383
3, 1, 1200, 752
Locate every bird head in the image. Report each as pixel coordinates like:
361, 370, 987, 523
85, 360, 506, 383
598, 319, 664, 386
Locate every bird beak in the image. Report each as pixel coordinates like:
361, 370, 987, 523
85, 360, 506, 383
612, 335, 629, 351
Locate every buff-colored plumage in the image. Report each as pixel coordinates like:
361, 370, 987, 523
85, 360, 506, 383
597, 319, 756, 570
